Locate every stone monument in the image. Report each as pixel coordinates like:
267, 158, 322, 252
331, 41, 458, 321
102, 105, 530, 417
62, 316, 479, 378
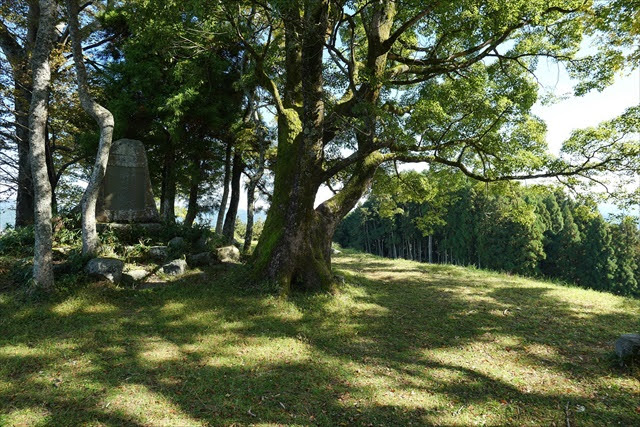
96, 139, 159, 223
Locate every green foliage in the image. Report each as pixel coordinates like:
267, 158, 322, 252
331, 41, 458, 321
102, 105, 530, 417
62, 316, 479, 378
476, 196, 545, 275
101, 0, 245, 213
336, 170, 640, 297
572, 207, 618, 292
610, 216, 640, 296
0, 226, 34, 256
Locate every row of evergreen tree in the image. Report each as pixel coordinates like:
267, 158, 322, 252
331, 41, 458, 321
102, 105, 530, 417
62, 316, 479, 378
335, 171, 640, 297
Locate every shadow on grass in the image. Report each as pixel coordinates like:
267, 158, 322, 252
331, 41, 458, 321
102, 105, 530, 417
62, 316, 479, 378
0, 255, 639, 425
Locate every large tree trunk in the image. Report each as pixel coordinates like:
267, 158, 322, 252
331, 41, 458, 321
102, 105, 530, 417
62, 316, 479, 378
243, 155, 265, 252
215, 139, 232, 234
28, 0, 56, 290
222, 150, 243, 243
5, 2, 39, 227
67, 0, 115, 256
252, 150, 381, 293
184, 158, 203, 227
251, 0, 394, 293
161, 142, 176, 223
44, 124, 57, 213
14, 84, 35, 227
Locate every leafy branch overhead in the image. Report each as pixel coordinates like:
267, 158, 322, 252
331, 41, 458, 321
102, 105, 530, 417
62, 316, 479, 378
226, 0, 638, 187
214, 0, 640, 291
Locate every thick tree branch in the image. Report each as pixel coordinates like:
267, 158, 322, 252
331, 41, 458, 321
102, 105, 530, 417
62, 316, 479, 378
0, 20, 25, 65
382, 4, 438, 52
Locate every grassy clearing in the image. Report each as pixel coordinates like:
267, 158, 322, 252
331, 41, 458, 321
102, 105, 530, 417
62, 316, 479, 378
1, 251, 639, 426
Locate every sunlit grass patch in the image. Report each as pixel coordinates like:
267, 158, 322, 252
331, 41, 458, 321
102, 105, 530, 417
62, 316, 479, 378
0, 250, 638, 425
0, 406, 51, 426
102, 383, 206, 426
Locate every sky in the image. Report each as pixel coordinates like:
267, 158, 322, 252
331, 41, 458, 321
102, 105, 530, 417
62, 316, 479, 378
532, 61, 640, 155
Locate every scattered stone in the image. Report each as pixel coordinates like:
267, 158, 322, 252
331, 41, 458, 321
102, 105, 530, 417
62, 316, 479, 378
95, 139, 160, 223
148, 246, 168, 261
615, 333, 640, 360
163, 259, 187, 276
138, 281, 168, 290
331, 248, 342, 255
97, 222, 162, 233
195, 235, 212, 251
122, 269, 149, 285
215, 245, 241, 263
85, 258, 124, 283
187, 252, 213, 268
168, 236, 185, 249
52, 247, 71, 256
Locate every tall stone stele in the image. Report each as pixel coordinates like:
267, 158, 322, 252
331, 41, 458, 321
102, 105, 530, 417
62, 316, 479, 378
96, 139, 159, 223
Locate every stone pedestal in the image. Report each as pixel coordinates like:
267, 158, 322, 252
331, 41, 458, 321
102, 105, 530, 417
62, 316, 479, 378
96, 139, 159, 223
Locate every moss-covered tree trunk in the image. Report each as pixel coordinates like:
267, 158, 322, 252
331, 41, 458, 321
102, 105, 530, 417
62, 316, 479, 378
250, 0, 394, 293
251, 114, 382, 292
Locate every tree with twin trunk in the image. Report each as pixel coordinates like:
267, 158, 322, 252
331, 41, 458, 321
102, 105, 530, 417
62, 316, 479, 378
227, 0, 639, 293
66, 0, 115, 257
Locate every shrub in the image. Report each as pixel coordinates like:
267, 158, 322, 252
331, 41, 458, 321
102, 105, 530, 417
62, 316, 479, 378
0, 226, 35, 256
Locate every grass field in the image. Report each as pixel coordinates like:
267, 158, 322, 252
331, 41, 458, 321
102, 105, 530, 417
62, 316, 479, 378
1, 250, 639, 426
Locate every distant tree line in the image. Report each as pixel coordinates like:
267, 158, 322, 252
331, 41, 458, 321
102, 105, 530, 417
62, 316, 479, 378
335, 171, 640, 297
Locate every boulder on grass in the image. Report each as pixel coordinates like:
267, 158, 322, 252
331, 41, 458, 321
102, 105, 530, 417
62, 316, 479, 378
615, 333, 640, 360
215, 245, 241, 263
187, 252, 213, 268
195, 235, 212, 251
122, 269, 149, 285
148, 246, 168, 261
163, 259, 187, 276
168, 237, 185, 249
85, 258, 124, 283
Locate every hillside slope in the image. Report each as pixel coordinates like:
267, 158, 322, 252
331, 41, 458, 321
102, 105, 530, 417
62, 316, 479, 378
1, 251, 639, 425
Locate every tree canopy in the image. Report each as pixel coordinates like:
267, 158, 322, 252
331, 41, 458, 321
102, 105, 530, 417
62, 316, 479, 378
1, 0, 639, 292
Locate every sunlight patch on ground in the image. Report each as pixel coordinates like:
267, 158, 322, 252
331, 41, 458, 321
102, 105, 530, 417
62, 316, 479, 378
50, 298, 85, 316
1, 249, 639, 425
203, 336, 312, 369
102, 383, 205, 426
424, 334, 603, 403
0, 344, 45, 358
138, 336, 182, 364
0, 406, 50, 426
160, 301, 187, 313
